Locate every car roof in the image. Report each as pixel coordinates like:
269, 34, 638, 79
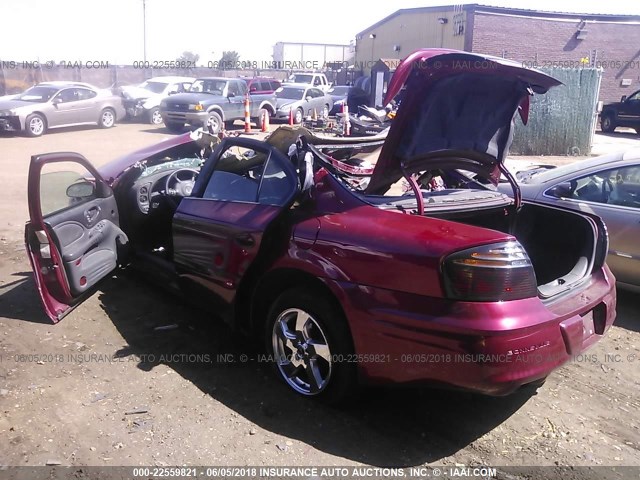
194, 77, 232, 81
146, 76, 195, 83
529, 151, 636, 184
281, 83, 314, 88
38, 81, 96, 89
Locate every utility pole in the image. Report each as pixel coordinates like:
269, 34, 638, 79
143, 0, 147, 63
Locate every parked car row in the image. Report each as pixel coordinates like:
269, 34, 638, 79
0, 75, 288, 136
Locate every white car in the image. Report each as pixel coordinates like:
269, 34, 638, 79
121, 76, 194, 125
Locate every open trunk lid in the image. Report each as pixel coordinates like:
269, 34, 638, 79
365, 49, 561, 195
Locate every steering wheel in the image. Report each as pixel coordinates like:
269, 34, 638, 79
165, 169, 198, 197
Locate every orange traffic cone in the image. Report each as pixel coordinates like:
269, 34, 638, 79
312, 108, 318, 121
244, 95, 251, 133
288, 109, 294, 126
261, 110, 270, 132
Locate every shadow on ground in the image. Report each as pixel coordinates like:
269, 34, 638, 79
95, 271, 534, 466
0, 271, 50, 324
3, 267, 639, 465
614, 288, 640, 333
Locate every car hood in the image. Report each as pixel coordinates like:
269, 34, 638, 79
0, 99, 40, 111
164, 92, 223, 104
365, 49, 561, 194
121, 85, 157, 100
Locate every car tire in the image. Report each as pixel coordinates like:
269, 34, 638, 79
25, 113, 46, 137
258, 108, 270, 130
322, 104, 330, 119
99, 108, 116, 128
600, 114, 616, 133
206, 111, 223, 134
165, 122, 184, 133
148, 107, 163, 125
265, 287, 357, 404
294, 108, 303, 125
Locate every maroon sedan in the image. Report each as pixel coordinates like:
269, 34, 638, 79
25, 50, 616, 403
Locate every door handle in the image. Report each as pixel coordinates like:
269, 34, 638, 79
85, 206, 101, 224
234, 234, 255, 247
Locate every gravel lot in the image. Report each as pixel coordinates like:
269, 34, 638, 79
0, 123, 639, 472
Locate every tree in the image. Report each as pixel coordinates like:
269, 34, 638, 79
218, 51, 240, 70
176, 51, 200, 67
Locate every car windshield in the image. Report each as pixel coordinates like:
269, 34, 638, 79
276, 87, 305, 100
288, 74, 313, 83
139, 81, 167, 94
190, 79, 226, 95
16, 86, 59, 102
329, 86, 349, 95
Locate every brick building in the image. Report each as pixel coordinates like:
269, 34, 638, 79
354, 4, 640, 102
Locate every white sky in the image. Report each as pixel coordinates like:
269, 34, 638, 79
0, 0, 638, 64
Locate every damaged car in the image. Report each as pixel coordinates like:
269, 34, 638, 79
26, 50, 616, 403
121, 76, 194, 125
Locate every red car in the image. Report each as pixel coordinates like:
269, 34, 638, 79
26, 50, 616, 403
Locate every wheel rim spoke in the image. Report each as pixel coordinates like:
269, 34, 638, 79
309, 340, 330, 363
272, 307, 333, 396
306, 357, 325, 393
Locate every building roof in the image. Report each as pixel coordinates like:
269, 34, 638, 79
274, 42, 351, 48
356, 4, 640, 37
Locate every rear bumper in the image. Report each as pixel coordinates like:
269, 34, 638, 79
331, 265, 616, 395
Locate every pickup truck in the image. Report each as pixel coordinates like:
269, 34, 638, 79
600, 89, 640, 135
159, 77, 277, 133
284, 72, 331, 93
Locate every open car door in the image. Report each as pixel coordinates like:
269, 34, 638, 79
172, 137, 299, 306
25, 152, 129, 323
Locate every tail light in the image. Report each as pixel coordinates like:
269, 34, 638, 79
443, 241, 537, 302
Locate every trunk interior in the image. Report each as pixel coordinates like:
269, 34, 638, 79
429, 201, 596, 298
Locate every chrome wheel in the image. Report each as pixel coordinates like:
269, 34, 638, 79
28, 115, 45, 136
150, 108, 163, 125
100, 109, 115, 128
272, 308, 332, 395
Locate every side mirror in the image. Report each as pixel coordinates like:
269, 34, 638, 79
621, 95, 627, 102
250, 86, 257, 93
52, 97, 62, 105
66, 181, 95, 199
547, 182, 573, 198
227, 92, 235, 98
305, 96, 312, 102
168, 90, 179, 95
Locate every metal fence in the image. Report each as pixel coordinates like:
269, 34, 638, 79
0, 65, 300, 95
511, 67, 603, 156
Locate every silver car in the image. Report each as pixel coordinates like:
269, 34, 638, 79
0, 81, 125, 137
274, 84, 333, 124
499, 150, 640, 289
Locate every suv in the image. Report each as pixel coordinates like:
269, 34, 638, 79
284, 72, 331, 92
600, 89, 640, 135
159, 77, 277, 134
